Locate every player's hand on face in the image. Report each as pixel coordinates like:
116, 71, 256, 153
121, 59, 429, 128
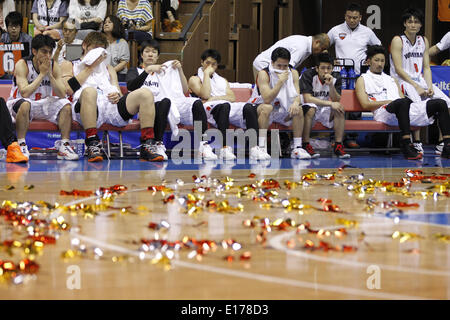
278, 71, 289, 83
107, 92, 121, 104
39, 57, 51, 75
426, 87, 434, 97
323, 73, 334, 85
204, 65, 215, 76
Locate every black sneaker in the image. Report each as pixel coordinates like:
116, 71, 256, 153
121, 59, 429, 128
86, 139, 104, 162
303, 142, 320, 158
441, 143, 450, 159
334, 142, 350, 159
401, 141, 422, 160
140, 139, 164, 162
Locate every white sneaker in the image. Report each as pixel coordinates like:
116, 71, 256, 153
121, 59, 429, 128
250, 146, 271, 160
57, 142, 79, 160
155, 141, 168, 161
291, 147, 311, 159
19, 142, 30, 158
435, 142, 444, 155
413, 142, 423, 154
219, 146, 236, 160
198, 141, 218, 161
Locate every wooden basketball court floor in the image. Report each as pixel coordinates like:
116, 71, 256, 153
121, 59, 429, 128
0, 151, 449, 300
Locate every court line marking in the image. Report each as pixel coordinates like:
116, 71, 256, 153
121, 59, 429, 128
269, 222, 450, 278
71, 231, 429, 300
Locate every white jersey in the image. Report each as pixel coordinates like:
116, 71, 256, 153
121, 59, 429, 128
327, 22, 381, 74
361, 70, 433, 127
35, 0, 63, 27
436, 31, 450, 52
137, 67, 161, 99
9, 59, 54, 101
253, 35, 312, 71
390, 35, 426, 83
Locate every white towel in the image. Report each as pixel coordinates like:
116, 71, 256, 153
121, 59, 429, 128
361, 70, 400, 101
73, 47, 119, 101
156, 60, 182, 137
268, 65, 299, 111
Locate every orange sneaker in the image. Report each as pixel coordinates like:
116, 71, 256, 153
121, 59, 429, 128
6, 142, 29, 163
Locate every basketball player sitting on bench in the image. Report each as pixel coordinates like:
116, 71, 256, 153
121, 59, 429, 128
300, 52, 350, 159
61, 31, 164, 162
251, 47, 310, 159
355, 45, 450, 160
7, 34, 79, 161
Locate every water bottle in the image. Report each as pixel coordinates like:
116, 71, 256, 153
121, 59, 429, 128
340, 67, 348, 90
75, 139, 85, 158
28, 20, 34, 37
347, 67, 356, 90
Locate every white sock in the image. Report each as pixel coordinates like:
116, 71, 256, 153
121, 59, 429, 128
61, 139, 70, 145
258, 137, 266, 148
18, 138, 26, 145
293, 137, 302, 149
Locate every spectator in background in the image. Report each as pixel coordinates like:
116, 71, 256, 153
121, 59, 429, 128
102, 15, 130, 82
0, 12, 32, 79
327, 3, 382, 150
0, 0, 15, 33
161, 0, 182, 33
1, 12, 32, 56
117, 0, 153, 43
32, 0, 69, 40
52, 18, 82, 64
68, 0, 106, 40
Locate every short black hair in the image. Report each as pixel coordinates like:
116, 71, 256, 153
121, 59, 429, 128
201, 49, 221, 64
346, 3, 362, 14
31, 34, 56, 51
271, 47, 291, 62
316, 52, 333, 66
140, 40, 161, 56
401, 7, 424, 25
5, 11, 23, 28
366, 45, 386, 60
103, 15, 125, 40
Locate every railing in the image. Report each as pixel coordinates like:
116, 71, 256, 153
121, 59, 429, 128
179, 0, 209, 41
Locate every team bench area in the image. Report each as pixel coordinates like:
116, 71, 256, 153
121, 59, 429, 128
0, 83, 418, 157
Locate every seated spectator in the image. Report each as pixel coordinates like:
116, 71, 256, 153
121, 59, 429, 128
68, 0, 106, 40
32, 0, 69, 40
102, 15, 130, 82
117, 0, 153, 43
0, 11, 32, 79
1, 11, 32, 57
161, 0, 182, 32
0, 0, 15, 33
52, 18, 82, 64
